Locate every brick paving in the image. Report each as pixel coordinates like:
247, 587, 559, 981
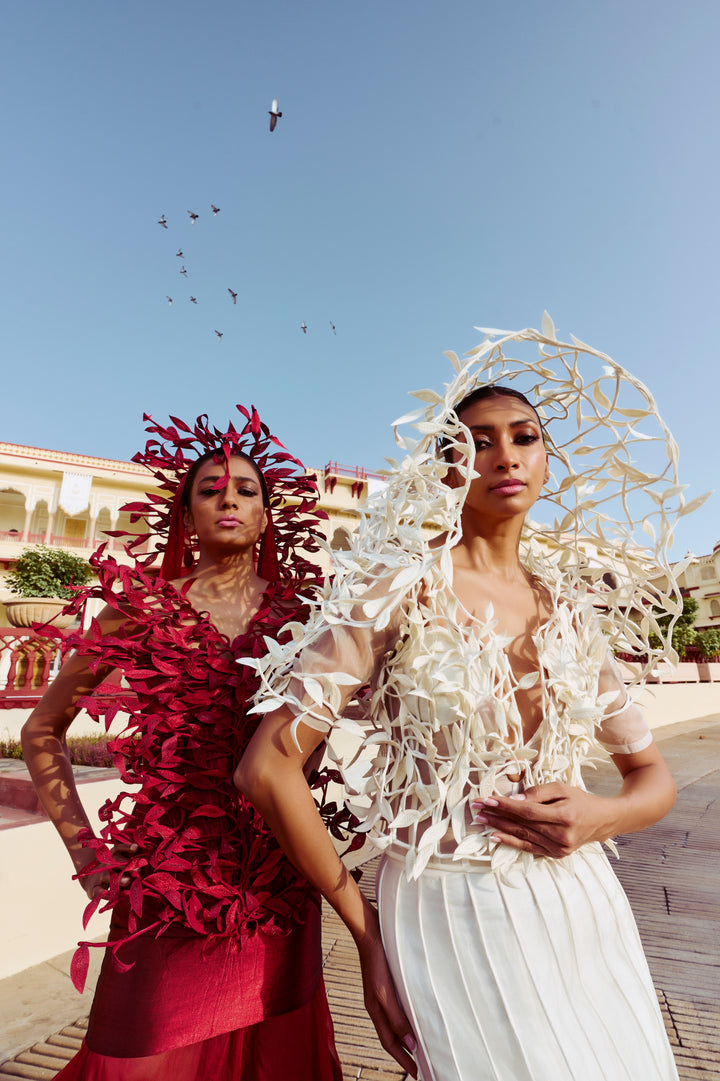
611, 774, 720, 1080
1, 729, 718, 1080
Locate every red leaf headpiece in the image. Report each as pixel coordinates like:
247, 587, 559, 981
119, 405, 325, 585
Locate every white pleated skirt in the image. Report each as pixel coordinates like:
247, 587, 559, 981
377, 844, 678, 1081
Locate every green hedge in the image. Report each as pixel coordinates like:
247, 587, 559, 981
0, 733, 116, 768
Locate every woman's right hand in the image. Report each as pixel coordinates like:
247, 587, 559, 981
356, 907, 418, 1078
77, 842, 138, 900
237, 708, 417, 1073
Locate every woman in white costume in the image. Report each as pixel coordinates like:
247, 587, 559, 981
236, 318, 689, 1081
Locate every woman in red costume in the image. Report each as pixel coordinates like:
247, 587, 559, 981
21, 406, 344, 1080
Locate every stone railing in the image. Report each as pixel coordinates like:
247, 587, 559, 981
619, 659, 720, 683
0, 629, 133, 715
0, 628, 67, 709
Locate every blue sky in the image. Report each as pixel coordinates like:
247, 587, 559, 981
1, 0, 717, 556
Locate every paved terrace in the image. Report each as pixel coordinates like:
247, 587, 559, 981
1, 714, 718, 1080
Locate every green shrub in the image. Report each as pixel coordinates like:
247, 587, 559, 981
0, 737, 24, 760
648, 594, 699, 661
0, 733, 116, 768
64, 734, 117, 768
696, 628, 720, 662
6, 545, 93, 600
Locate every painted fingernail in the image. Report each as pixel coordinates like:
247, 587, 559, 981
404, 1035, 417, 1052
509, 793, 526, 801
473, 814, 488, 824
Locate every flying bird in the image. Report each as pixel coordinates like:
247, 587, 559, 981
228, 288, 237, 304
176, 249, 183, 258
188, 210, 199, 225
180, 265, 188, 277
214, 330, 223, 341
330, 321, 336, 335
269, 99, 282, 132
301, 321, 307, 334
211, 204, 220, 215
190, 296, 197, 304
158, 215, 168, 228
166, 296, 173, 305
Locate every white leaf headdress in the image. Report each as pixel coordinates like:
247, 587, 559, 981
356, 317, 703, 679
249, 318, 704, 750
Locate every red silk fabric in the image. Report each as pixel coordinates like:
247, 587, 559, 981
53, 978, 342, 1081
86, 899, 323, 1057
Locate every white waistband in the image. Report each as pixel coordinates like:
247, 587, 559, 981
383, 845, 494, 874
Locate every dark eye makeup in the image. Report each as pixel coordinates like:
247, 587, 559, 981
197, 482, 260, 498
473, 431, 540, 450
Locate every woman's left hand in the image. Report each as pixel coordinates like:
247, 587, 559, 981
472, 783, 614, 858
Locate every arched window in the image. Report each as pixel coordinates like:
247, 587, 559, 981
710, 599, 720, 619
0, 488, 26, 534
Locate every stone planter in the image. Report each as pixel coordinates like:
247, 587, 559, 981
3, 598, 76, 629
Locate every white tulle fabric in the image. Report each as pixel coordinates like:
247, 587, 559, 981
248, 318, 691, 880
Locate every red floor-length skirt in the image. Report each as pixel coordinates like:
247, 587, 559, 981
53, 979, 341, 1081
54, 900, 342, 1080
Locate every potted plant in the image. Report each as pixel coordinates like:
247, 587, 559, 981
3, 545, 93, 629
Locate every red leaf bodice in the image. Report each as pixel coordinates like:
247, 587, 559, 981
68, 561, 318, 969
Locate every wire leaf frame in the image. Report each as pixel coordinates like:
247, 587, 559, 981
374, 318, 705, 679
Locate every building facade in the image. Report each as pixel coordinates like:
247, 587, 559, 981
0, 440, 383, 621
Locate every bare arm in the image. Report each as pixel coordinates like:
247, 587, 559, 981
235, 708, 418, 1077
472, 741, 677, 858
20, 606, 133, 896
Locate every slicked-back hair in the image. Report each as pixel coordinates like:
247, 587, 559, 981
452, 384, 543, 429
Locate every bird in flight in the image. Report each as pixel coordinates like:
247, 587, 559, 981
180, 265, 188, 277
158, 215, 168, 228
188, 211, 199, 225
190, 296, 197, 304
330, 321, 336, 335
269, 99, 282, 132
166, 296, 173, 305
228, 288, 237, 304
211, 204, 220, 215
301, 321, 307, 333
215, 330, 223, 341
176, 249, 183, 258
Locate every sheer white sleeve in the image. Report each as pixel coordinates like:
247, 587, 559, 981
283, 619, 396, 742
596, 652, 653, 755
248, 567, 410, 750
